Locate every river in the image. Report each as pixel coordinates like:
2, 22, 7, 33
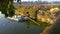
0, 12, 45, 34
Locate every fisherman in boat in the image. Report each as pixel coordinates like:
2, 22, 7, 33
26, 12, 30, 17
25, 12, 30, 20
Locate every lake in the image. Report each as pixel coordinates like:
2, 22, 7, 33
0, 12, 45, 34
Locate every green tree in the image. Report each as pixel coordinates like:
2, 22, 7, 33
0, 0, 15, 17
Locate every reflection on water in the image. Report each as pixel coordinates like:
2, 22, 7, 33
0, 12, 45, 34
0, 12, 5, 18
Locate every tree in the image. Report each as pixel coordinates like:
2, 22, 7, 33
34, 7, 41, 21
41, 16, 60, 34
0, 0, 15, 17
34, 6, 45, 21
41, 10, 60, 34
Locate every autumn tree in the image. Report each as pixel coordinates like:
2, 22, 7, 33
41, 10, 60, 34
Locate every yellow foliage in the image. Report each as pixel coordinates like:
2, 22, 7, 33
14, 4, 59, 24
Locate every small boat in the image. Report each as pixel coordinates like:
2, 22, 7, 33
7, 17, 19, 21
7, 15, 29, 21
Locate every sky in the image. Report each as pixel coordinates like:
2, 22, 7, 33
21, 0, 60, 2
14, 0, 60, 2
42, 0, 60, 1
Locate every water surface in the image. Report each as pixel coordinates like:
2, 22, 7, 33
0, 12, 45, 34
